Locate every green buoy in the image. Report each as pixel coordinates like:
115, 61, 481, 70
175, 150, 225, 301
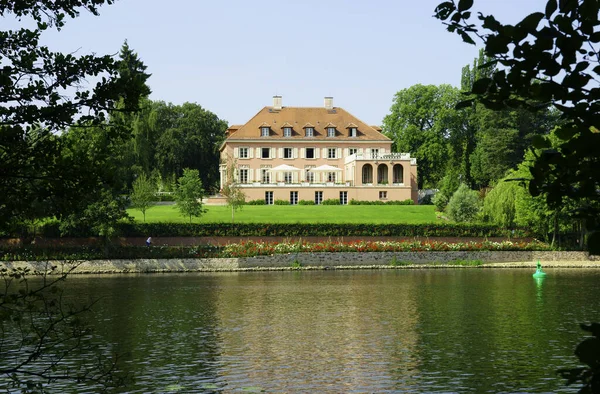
533, 261, 547, 278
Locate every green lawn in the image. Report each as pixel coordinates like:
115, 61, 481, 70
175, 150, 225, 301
127, 204, 438, 224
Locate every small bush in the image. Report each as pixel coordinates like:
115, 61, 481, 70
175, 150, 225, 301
321, 199, 341, 205
274, 199, 290, 205
298, 200, 315, 205
246, 199, 266, 205
446, 184, 481, 223
349, 199, 413, 205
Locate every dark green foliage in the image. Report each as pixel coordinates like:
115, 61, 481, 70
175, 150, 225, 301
298, 200, 316, 205
245, 199, 266, 205
559, 323, 600, 393
37, 222, 536, 238
435, 0, 600, 251
349, 199, 414, 205
321, 199, 341, 205
274, 199, 290, 205
174, 169, 205, 223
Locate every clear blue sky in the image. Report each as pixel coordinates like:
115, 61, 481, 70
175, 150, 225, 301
7, 0, 547, 125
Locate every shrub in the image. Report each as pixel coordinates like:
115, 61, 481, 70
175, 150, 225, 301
246, 199, 266, 205
298, 200, 315, 205
446, 184, 481, 223
432, 191, 449, 212
321, 199, 341, 205
349, 199, 413, 205
274, 199, 290, 205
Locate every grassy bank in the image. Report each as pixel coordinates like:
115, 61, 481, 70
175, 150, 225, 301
126, 205, 438, 224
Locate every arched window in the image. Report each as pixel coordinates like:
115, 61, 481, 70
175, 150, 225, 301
362, 164, 373, 184
377, 164, 388, 184
393, 164, 404, 184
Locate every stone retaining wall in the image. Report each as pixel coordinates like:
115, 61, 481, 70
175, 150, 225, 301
3, 251, 598, 274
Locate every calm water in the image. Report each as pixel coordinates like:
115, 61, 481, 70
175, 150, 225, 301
10, 269, 600, 392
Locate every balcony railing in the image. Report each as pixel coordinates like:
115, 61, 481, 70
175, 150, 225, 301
345, 152, 415, 164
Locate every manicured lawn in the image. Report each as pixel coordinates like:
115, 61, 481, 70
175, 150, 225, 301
127, 204, 438, 224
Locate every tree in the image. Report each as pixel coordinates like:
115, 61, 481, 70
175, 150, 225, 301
383, 84, 462, 188
130, 173, 156, 222
220, 158, 247, 223
0, 263, 127, 392
0, 2, 148, 232
175, 169, 206, 223
434, 0, 600, 252
446, 184, 481, 222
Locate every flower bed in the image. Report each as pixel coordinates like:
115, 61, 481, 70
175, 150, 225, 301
0, 240, 553, 261
220, 240, 552, 258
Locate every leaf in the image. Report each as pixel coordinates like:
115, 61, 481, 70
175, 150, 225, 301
460, 31, 476, 45
458, 0, 474, 12
532, 135, 551, 149
471, 78, 492, 94
545, 0, 558, 18
555, 125, 578, 140
455, 98, 475, 109
518, 12, 545, 32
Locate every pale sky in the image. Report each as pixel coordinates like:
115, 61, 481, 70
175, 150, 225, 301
6, 0, 547, 126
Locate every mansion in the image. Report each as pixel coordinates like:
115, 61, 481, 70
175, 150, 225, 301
218, 96, 418, 204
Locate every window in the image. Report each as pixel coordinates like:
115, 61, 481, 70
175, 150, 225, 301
350, 127, 357, 137
327, 172, 336, 182
265, 191, 274, 205
283, 127, 292, 137
239, 147, 249, 159
393, 164, 404, 184
283, 171, 292, 183
327, 127, 336, 137
379, 191, 387, 200
305, 148, 315, 159
362, 164, 373, 183
262, 169, 271, 183
239, 168, 248, 184
290, 191, 298, 205
339, 191, 348, 205
315, 191, 323, 205
284, 147, 293, 159
306, 169, 315, 183
327, 148, 336, 159
305, 127, 314, 137
261, 127, 270, 137
372, 148, 379, 159
349, 148, 358, 155
261, 148, 270, 159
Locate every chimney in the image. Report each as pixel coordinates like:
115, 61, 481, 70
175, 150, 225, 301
273, 95, 282, 110
324, 96, 333, 110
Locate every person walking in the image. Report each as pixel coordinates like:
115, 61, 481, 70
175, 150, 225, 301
146, 236, 152, 247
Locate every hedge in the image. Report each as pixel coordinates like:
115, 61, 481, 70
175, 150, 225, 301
37, 222, 536, 238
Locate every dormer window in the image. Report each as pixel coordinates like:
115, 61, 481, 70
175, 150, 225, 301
327, 127, 336, 137
350, 127, 357, 137
305, 127, 314, 137
346, 123, 359, 137
283, 127, 292, 137
261, 127, 270, 137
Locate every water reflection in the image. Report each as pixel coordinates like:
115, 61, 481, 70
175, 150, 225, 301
10, 269, 599, 393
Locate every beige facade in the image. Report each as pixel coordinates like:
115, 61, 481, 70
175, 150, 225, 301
219, 97, 418, 204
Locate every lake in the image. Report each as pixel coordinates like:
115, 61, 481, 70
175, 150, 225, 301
7, 269, 600, 392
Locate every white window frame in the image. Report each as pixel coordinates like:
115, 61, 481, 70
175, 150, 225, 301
305, 147, 315, 159
262, 169, 271, 183
239, 168, 248, 184
265, 191, 274, 205
315, 191, 323, 205
305, 127, 314, 137
350, 127, 357, 137
284, 127, 292, 137
372, 148, 379, 159
327, 172, 336, 182
379, 191, 387, 200
306, 169, 315, 183
290, 191, 298, 205
340, 191, 348, 205
283, 172, 293, 183
327, 148, 336, 159
261, 127, 270, 137
283, 147, 293, 159
349, 148, 358, 155
239, 147, 249, 159
261, 147, 270, 159
327, 127, 336, 137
